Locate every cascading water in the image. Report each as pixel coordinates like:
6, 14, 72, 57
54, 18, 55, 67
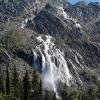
56, 7, 82, 28
33, 35, 74, 94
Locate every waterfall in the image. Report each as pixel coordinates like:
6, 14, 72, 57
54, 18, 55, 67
21, 19, 29, 29
56, 7, 82, 28
32, 35, 74, 93
4, 50, 12, 60
21, 17, 33, 29
68, 59, 83, 84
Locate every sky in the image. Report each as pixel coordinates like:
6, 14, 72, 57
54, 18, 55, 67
69, 0, 100, 4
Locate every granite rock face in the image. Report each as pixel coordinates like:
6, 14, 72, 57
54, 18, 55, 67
27, 3, 83, 39
65, 1, 100, 35
0, 0, 48, 21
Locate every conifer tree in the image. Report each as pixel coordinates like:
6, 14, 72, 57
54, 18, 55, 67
53, 93, 56, 100
60, 84, 69, 100
78, 92, 83, 100
87, 85, 98, 100
19, 79, 23, 100
38, 79, 43, 100
44, 92, 50, 100
44, 91, 56, 100
6, 65, 10, 95
97, 85, 100, 99
23, 70, 30, 100
11, 65, 20, 99
30, 70, 41, 100
69, 90, 77, 100
61, 90, 68, 100
32, 70, 39, 90
0, 69, 5, 94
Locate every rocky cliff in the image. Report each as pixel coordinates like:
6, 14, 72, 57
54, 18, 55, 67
0, 0, 100, 93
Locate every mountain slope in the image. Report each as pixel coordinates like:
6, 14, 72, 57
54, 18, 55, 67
65, 1, 100, 36
0, 0, 100, 95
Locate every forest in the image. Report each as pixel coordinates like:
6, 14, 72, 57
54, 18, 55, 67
0, 65, 100, 100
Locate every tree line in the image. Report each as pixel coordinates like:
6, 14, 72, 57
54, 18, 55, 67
0, 64, 100, 100
0, 64, 56, 100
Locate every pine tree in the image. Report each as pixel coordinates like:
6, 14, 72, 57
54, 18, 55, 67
6, 65, 10, 95
69, 90, 77, 100
32, 70, 39, 91
97, 85, 100, 99
87, 85, 98, 100
61, 90, 68, 100
0, 72, 5, 93
60, 84, 69, 100
53, 93, 56, 100
78, 92, 83, 100
30, 70, 42, 100
38, 80, 43, 100
44, 91, 56, 100
19, 79, 23, 100
23, 70, 30, 100
11, 65, 20, 99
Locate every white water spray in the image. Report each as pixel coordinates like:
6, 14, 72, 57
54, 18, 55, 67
33, 35, 74, 94
56, 7, 82, 28
4, 50, 12, 60
21, 17, 33, 29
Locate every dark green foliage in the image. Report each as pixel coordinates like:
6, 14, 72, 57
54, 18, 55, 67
0, 29, 26, 50
0, 67, 100, 100
31, 70, 39, 92
11, 65, 20, 99
0, 72, 5, 93
44, 91, 56, 100
22, 70, 31, 100
6, 65, 10, 95
38, 80, 43, 100
97, 85, 100, 99
19, 79, 23, 100
58, 82, 100, 100
53, 93, 56, 100
61, 87, 69, 100
30, 71, 43, 100
69, 90, 78, 100
86, 84, 98, 100
78, 92, 83, 100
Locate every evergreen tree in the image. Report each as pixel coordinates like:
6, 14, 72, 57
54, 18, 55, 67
78, 92, 83, 100
19, 79, 23, 100
60, 83, 69, 100
23, 70, 30, 100
61, 90, 68, 100
87, 85, 98, 100
0, 72, 5, 93
44, 91, 51, 100
32, 70, 39, 91
30, 70, 42, 100
38, 80, 43, 100
11, 65, 20, 99
6, 65, 10, 95
53, 93, 56, 100
69, 90, 77, 100
97, 85, 100, 99
44, 91, 56, 100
